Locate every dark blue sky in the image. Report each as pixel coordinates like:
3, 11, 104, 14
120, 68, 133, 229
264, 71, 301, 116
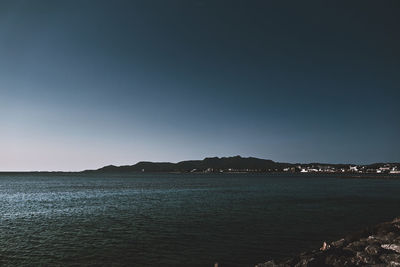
1, 0, 399, 170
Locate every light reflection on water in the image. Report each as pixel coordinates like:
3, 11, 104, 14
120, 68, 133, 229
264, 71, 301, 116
1, 173, 400, 266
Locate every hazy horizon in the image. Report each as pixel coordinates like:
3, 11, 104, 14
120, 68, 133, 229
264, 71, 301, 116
1, 0, 399, 171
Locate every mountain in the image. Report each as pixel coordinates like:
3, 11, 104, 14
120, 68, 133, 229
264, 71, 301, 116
83, 156, 290, 173
82, 156, 400, 174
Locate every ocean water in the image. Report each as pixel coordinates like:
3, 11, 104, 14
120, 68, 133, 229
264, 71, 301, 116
1, 173, 400, 267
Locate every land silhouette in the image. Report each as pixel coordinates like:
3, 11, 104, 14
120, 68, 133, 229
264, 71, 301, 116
82, 156, 400, 174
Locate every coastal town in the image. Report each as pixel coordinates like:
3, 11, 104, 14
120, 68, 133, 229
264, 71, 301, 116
198, 163, 400, 174
283, 163, 400, 174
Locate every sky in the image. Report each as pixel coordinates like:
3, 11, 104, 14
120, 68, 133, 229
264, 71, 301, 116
1, 0, 399, 171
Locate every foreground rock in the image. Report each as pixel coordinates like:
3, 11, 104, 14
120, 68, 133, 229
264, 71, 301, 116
256, 217, 400, 266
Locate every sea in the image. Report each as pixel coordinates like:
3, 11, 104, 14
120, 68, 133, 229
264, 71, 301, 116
1, 173, 400, 266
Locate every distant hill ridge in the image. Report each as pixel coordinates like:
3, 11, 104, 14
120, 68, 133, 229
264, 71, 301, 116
83, 156, 400, 173
86, 156, 284, 173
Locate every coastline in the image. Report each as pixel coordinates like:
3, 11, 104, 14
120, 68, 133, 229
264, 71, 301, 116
1, 171, 399, 181
256, 217, 400, 266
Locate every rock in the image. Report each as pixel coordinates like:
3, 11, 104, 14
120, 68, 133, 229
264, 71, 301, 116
256, 217, 400, 267
381, 244, 400, 253
255, 260, 276, 267
375, 232, 398, 243
331, 238, 345, 248
365, 244, 381, 255
345, 240, 367, 251
294, 257, 314, 267
379, 253, 400, 264
355, 251, 378, 264
324, 254, 353, 266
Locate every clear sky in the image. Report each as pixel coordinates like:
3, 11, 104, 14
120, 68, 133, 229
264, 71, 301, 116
1, 0, 399, 171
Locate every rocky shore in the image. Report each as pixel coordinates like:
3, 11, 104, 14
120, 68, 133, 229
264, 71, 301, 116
256, 217, 400, 266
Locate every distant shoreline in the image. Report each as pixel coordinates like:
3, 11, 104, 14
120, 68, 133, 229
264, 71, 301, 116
2, 156, 399, 175
1, 171, 399, 180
